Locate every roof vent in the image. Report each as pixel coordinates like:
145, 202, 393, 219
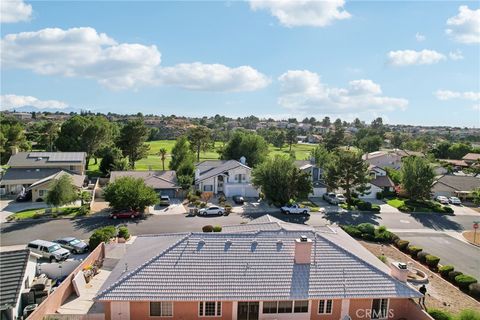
36, 157, 42, 161
300, 235, 308, 242
225, 239, 232, 245
277, 239, 283, 245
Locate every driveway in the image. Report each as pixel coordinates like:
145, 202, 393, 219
149, 199, 186, 215
450, 205, 479, 216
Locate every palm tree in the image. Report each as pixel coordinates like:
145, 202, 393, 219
159, 148, 167, 171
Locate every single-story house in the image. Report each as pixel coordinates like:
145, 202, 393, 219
109, 171, 181, 198
360, 166, 395, 199
462, 153, 480, 166
95, 215, 429, 320
0, 249, 37, 320
362, 149, 425, 170
438, 159, 469, 169
431, 174, 480, 199
26, 170, 85, 202
294, 160, 327, 197
195, 159, 259, 197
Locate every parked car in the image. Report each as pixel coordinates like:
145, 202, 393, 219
110, 209, 141, 219
280, 204, 310, 215
323, 192, 341, 205
232, 195, 245, 205
198, 206, 225, 216
54, 237, 89, 254
336, 194, 346, 204
448, 197, 462, 205
27, 240, 70, 262
16, 190, 32, 202
435, 196, 449, 205
159, 195, 170, 206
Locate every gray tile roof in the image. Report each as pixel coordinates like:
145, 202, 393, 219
1, 168, 63, 184
195, 160, 250, 183
433, 174, 480, 192
7, 152, 86, 167
26, 170, 85, 190
110, 171, 179, 190
0, 250, 30, 308
96, 216, 421, 302
370, 175, 395, 188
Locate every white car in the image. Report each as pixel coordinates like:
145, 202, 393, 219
198, 206, 225, 216
336, 194, 346, 204
281, 204, 310, 215
435, 196, 449, 205
448, 197, 462, 205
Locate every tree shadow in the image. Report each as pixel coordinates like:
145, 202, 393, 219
0, 218, 52, 234
71, 214, 150, 233
408, 213, 463, 231
322, 211, 382, 226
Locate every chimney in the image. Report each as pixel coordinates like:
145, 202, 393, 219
195, 168, 201, 180
239, 156, 246, 165
390, 261, 409, 282
294, 235, 313, 264
11, 146, 19, 155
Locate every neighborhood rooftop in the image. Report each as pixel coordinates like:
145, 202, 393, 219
195, 159, 250, 182
0, 249, 30, 310
7, 152, 86, 166
110, 171, 179, 190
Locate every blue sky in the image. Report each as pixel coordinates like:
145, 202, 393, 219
1, 0, 479, 126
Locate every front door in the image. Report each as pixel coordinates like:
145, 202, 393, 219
237, 302, 259, 320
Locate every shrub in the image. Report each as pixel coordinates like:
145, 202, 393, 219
224, 204, 232, 213
469, 283, 480, 299
213, 225, 222, 232
33, 213, 42, 219
376, 192, 384, 200
408, 245, 423, 258
202, 225, 214, 232
439, 265, 454, 278
443, 206, 454, 214
357, 201, 372, 211
390, 232, 400, 243
455, 275, 478, 290
425, 255, 440, 269
117, 226, 130, 239
374, 229, 393, 243
371, 204, 381, 212
218, 195, 226, 203
428, 309, 453, 320
448, 270, 463, 282
89, 226, 117, 249
417, 251, 429, 263
199, 202, 207, 208
342, 225, 361, 238
457, 309, 480, 320
398, 204, 412, 212
378, 255, 387, 263
78, 205, 90, 216
357, 223, 375, 235
396, 239, 410, 251
189, 195, 200, 203
361, 233, 375, 241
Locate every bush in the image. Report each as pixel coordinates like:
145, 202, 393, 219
428, 309, 453, 320
213, 225, 222, 232
396, 239, 410, 251
202, 225, 214, 232
457, 309, 480, 320
78, 205, 90, 216
189, 195, 200, 203
448, 270, 463, 282
224, 204, 232, 213
408, 245, 423, 258
398, 204, 412, 212
374, 229, 393, 243
390, 232, 400, 243
371, 204, 381, 212
199, 202, 207, 208
376, 192, 384, 200
469, 283, 480, 299
117, 226, 130, 239
218, 195, 226, 203
357, 223, 375, 235
361, 233, 375, 241
443, 206, 454, 214
342, 225, 361, 238
417, 251, 429, 263
425, 255, 440, 268
89, 226, 116, 249
378, 255, 387, 263
455, 275, 478, 290
357, 201, 372, 211
439, 265, 454, 278
32, 213, 42, 219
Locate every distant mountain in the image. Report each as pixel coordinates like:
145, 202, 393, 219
3, 105, 93, 114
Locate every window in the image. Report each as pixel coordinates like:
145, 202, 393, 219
318, 300, 333, 314
235, 174, 246, 182
263, 301, 277, 314
150, 302, 173, 317
371, 299, 388, 319
39, 190, 46, 196
294, 300, 308, 313
203, 185, 213, 192
27, 243, 38, 250
277, 301, 292, 313
199, 301, 221, 317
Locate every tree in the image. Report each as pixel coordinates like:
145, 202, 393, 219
321, 116, 331, 127
272, 130, 286, 149
252, 156, 312, 206
158, 148, 167, 170
324, 150, 370, 206
0, 115, 30, 164
324, 122, 345, 151
187, 126, 212, 161
99, 146, 127, 175
358, 135, 383, 153
286, 128, 297, 152
391, 132, 405, 149
432, 141, 451, 159
46, 174, 78, 211
104, 176, 158, 211
117, 119, 150, 169
27, 120, 60, 151
170, 136, 195, 171
447, 143, 471, 159
401, 156, 435, 201
220, 131, 269, 167
472, 188, 480, 206
310, 144, 330, 167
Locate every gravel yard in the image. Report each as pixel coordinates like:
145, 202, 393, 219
359, 241, 480, 314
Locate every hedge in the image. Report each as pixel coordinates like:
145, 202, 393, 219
425, 255, 441, 269
455, 275, 478, 290
396, 239, 410, 251
357, 223, 375, 235
469, 283, 480, 299
439, 265, 454, 278
342, 225, 362, 238
457, 309, 480, 320
213, 225, 222, 232
448, 270, 463, 282
417, 251, 429, 263
117, 226, 130, 239
427, 309, 453, 320
202, 225, 214, 232
408, 245, 423, 258
89, 226, 117, 249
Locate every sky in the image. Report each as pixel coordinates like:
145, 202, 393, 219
1, 0, 479, 127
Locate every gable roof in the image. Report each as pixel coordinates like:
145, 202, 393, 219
433, 174, 480, 192
110, 171, 179, 190
0, 168, 63, 184
96, 215, 421, 302
371, 175, 395, 188
0, 250, 30, 309
195, 160, 251, 183
7, 152, 86, 167
26, 170, 85, 190
462, 153, 480, 161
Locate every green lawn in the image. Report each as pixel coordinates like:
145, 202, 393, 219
387, 197, 453, 214
8, 207, 83, 221
387, 198, 405, 208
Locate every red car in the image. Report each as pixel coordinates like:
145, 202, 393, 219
109, 209, 141, 219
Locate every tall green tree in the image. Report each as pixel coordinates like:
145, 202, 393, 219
158, 148, 167, 171
272, 130, 286, 149
324, 122, 345, 151
170, 136, 195, 171
116, 119, 150, 169
252, 156, 312, 206
286, 128, 297, 152
310, 144, 330, 167
104, 176, 158, 211
401, 156, 435, 201
390, 132, 406, 149
27, 121, 60, 151
324, 150, 370, 205
0, 115, 30, 164
358, 135, 383, 153
46, 174, 78, 211
99, 146, 128, 175
187, 126, 212, 161
220, 131, 269, 167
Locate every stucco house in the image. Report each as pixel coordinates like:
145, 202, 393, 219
431, 174, 480, 199
294, 160, 327, 197
362, 150, 425, 170
26, 170, 85, 202
462, 153, 480, 166
360, 166, 395, 199
95, 215, 430, 320
194, 159, 259, 197
0, 152, 86, 196
0, 249, 37, 320
110, 170, 181, 198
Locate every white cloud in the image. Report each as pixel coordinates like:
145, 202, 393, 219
415, 32, 426, 42
277, 70, 408, 113
249, 0, 351, 27
448, 49, 464, 60
0, 0, 32, 23
157, 63, 270, 92
1, 94, 68, 109
446, 6, 480, 44
1, 27, 269, 92
387, 49, 446, 66
435, 90, 480, 101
